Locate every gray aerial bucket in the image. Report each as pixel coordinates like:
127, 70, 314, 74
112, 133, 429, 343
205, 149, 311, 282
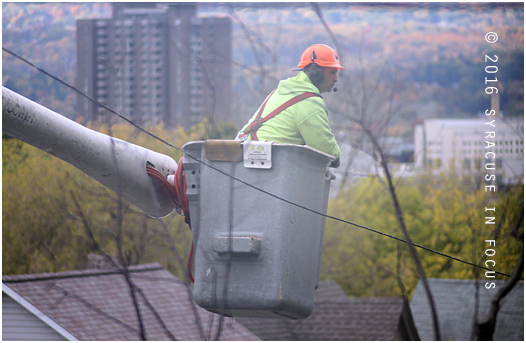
183, 140, 335, 319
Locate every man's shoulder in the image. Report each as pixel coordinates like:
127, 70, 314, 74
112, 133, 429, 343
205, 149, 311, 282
291, 96, 328, 126
278, 72, 320, 95
295, 93, 326, 111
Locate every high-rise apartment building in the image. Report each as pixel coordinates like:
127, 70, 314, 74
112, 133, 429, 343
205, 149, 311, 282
76, 3, 231, 129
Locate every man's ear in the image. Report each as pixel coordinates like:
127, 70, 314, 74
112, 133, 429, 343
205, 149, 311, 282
307, 64, 324, 85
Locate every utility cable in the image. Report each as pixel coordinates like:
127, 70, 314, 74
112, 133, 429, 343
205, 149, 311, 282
185, 155, 514, 278
2, 47, 177, 150
146, 159, 194, 283
3, 46, 516, 279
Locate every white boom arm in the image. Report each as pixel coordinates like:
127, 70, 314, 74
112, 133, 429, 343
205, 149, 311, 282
2, 87, 178, 218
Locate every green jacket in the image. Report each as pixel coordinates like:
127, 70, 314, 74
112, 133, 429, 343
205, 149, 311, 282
241, 72, 341, 159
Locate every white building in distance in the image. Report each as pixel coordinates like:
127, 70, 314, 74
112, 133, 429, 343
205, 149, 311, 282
414, 117, 524, 185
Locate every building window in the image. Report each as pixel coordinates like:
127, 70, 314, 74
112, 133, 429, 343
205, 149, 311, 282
474, 158, 481, 171
496, 158, 503, 169
463, 158, 471, 170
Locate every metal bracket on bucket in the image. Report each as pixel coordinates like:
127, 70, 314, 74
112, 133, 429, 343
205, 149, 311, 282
213, 236, 261, 256
243, 141, 272, 169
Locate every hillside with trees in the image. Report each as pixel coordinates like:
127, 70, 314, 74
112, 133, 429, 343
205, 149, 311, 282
2, 2, 523, 123
2, 3, 111, 118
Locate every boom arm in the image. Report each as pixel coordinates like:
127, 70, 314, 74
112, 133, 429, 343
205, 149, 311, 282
2, 87, 178, 218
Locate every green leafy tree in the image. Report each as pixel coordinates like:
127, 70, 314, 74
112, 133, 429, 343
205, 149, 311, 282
321, 171, 523, 298
2, 121, 196, 278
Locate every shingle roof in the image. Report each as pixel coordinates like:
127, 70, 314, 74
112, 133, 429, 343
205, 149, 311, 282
234, 318, 298, 341
292, 280, 417, 341
237, 279, 419, 341
4, 265, 422, 341
3, 263, 260, 341
409, 278, 524, 341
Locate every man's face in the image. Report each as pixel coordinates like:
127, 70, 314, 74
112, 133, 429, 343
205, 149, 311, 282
318, 67, 339, 93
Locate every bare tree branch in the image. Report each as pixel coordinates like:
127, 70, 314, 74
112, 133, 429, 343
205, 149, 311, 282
213, 163, 237, 341
312, 3, 344, 65
228, 4, 268, 90
363, 124, 442, 340
136, 286, 177, 340
159, 219, 207, 340
476, 203, 524, 340
48, 282, 142, 336
312, 4, 441, 338
106, 129, 147, 340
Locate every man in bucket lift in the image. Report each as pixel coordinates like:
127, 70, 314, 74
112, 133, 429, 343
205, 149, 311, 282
236, 44, 343, 167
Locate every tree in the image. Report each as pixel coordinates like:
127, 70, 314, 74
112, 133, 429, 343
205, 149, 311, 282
322, 171, 523, 292
3, 116, 249, 339
312, 5, 441, 336
2, 122, 193, 277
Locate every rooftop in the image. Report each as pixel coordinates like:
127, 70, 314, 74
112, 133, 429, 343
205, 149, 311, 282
410, 278, 524, 341
237, 279, 419, 341
3, 263, 259, 341
4, 263, 421, 341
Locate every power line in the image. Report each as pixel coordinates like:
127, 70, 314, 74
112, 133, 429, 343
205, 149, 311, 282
2, 47, 177, 150
2, 46, 516, 279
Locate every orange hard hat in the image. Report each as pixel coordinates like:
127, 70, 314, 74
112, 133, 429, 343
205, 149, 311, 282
297, 44, 345, 70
